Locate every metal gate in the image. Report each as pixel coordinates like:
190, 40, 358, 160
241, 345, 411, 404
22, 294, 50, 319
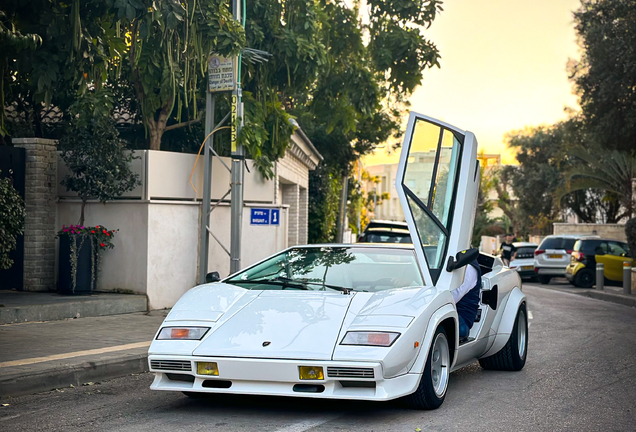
0, 146, 26, 290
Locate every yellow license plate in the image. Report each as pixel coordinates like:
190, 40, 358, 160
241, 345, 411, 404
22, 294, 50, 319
548, 254, 562, 259
522, 266, 533, 270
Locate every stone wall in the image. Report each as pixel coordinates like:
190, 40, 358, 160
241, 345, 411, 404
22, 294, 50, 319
13, 138, 58, 291
553, 223, 627, 242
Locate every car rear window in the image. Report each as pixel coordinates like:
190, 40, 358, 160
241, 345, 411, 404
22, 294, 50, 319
539, 237, 577, 251
515, 247, 536, 258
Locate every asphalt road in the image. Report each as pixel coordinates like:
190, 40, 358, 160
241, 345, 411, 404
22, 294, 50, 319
1, 284, 635, 432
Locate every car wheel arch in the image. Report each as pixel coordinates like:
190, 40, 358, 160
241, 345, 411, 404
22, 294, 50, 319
480, 287, 526, 358
408, 303, 458, 374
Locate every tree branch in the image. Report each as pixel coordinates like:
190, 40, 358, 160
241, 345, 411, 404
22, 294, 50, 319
165, 117, 202, 132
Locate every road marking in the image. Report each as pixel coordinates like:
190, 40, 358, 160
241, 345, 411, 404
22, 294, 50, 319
0, 341, 151, 368
274, 416, 339, 432
528, 311, 534, 320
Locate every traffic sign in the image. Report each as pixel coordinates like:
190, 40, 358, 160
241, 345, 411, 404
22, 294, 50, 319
250, 208, 270, 225
270, 209, 280, 225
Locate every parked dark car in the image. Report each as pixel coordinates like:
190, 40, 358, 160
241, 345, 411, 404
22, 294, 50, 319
358, 220, 412, 244
565, 238, 632, 288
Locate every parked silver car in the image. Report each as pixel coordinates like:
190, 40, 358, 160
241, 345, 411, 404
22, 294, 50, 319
509, 242, 538, 280
533, 235, 596, 284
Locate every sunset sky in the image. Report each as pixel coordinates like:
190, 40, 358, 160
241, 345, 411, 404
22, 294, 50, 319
364, 0, 582, 167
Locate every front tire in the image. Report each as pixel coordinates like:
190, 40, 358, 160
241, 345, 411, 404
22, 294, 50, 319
403, 326, 450, 410
479, 304, 528, 371
573, 269, 594, 288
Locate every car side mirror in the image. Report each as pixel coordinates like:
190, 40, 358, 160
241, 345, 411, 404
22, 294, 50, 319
446, 248, 479, 272
205, 271, 221, 283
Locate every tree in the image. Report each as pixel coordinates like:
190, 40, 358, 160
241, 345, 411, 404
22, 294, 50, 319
0, 172, 25, 270
570, 0, 636, 152
2, 0, 126, 140
0, 9, 41, 142
555, 149, 635, 220
59, 91, 140, 226
116, 0, 245, 150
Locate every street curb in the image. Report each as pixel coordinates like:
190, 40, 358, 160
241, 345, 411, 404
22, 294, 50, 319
0, 353, 149, 399
526, 283, 636, 308
0, 295, 148, 325
576, 290, 636, 308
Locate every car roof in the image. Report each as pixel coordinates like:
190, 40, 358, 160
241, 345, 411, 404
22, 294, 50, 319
365, 220, 408, 231
291, 243, 416, 250
513, 242, 538, 247
542, 234, 600, 239
578, 238, 627, 243
365, 227, 411, 235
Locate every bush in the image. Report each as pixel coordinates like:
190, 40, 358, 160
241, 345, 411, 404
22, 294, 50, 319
59, 91, 139, 226
626, 218, 636, 257
0, 172, 25, 270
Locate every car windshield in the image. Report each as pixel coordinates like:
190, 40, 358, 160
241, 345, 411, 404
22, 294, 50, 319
225, 247, 424, 292
514, 247, 536, 259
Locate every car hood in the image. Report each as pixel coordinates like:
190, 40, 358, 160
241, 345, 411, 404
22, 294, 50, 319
192, 290, 353, 360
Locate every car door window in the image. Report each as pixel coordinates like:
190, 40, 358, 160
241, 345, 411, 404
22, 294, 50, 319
608, 242, 628, 257
596, 242, 609, 254
401, 120, 462, 277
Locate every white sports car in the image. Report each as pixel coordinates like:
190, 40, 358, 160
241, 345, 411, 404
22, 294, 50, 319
148, 113, 528, 409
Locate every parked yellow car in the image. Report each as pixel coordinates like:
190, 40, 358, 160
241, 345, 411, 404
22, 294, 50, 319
565, 238, 633, 288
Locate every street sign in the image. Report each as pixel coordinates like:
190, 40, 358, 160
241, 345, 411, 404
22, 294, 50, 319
250, 208, 270, 225
208, 55, 236, 93
270, 209, 280, 226
250, 208, 281, 226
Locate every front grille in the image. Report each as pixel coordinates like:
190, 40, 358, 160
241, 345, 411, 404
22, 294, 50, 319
150, 360, 192, 371
327, 367, 374, 379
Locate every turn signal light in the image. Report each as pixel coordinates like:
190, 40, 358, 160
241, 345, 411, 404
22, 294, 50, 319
197, 362, 219, 376
299, 366, 324, 380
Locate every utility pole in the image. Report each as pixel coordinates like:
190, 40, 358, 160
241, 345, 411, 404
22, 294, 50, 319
198, 93, 215, 284
356, 159, 362, 237
229, 0, 244, 274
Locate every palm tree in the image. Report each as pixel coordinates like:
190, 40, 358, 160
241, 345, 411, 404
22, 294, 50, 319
555, 149, 635, 221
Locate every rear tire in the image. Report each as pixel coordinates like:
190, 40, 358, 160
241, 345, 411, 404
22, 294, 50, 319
403, 326, 450, 410
573, 269, 594, 288
479, 304, 528, 371
539, 276, 551, 285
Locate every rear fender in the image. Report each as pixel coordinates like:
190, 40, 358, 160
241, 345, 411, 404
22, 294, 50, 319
480, 287, 526, 358
408, 303, 458, 374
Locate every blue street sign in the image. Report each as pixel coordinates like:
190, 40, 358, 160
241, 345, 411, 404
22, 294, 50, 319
250, 208, 270, 225
270, 209, 280, 226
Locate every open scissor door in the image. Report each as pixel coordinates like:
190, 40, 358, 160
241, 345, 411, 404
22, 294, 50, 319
395, 113, 480, 287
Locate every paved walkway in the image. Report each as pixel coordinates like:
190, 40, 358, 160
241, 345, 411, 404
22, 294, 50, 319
0, 311, 167, 397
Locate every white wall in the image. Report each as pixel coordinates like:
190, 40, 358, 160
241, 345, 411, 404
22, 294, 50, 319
147, 203, 200, 309
56, 202, 149, 295
207, 204, 288, 278
56, 200, 288, 309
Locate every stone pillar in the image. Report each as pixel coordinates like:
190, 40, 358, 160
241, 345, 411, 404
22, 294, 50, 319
282, 183, 300, 246
13, 138, 57, 291
299, 187, 308, 244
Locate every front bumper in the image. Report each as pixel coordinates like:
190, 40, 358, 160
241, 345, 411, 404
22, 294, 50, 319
148, 355, 420, 401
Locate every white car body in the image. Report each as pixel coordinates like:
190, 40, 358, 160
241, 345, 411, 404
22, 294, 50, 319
148, 113, 528, 408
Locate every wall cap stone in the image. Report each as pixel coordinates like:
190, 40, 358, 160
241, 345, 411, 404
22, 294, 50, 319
13, 138, 58, 146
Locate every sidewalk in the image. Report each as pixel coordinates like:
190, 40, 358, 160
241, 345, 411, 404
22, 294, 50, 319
0, 310, 167, 398
0, 290, 148, 324
526, 279, 636, 308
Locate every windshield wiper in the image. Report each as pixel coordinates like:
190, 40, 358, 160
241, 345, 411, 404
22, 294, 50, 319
230, 277, 352, 294
288, 279, 353, 294
229, 277, 309, 290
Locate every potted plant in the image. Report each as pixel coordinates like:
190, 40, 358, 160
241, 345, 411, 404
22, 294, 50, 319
57, 224, 117, 294
57, 91, 139, 294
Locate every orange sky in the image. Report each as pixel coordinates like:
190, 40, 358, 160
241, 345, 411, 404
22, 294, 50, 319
364, 0, 582, 167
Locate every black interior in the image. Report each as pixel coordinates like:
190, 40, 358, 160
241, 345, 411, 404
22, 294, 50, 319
477, 252, 495, 275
